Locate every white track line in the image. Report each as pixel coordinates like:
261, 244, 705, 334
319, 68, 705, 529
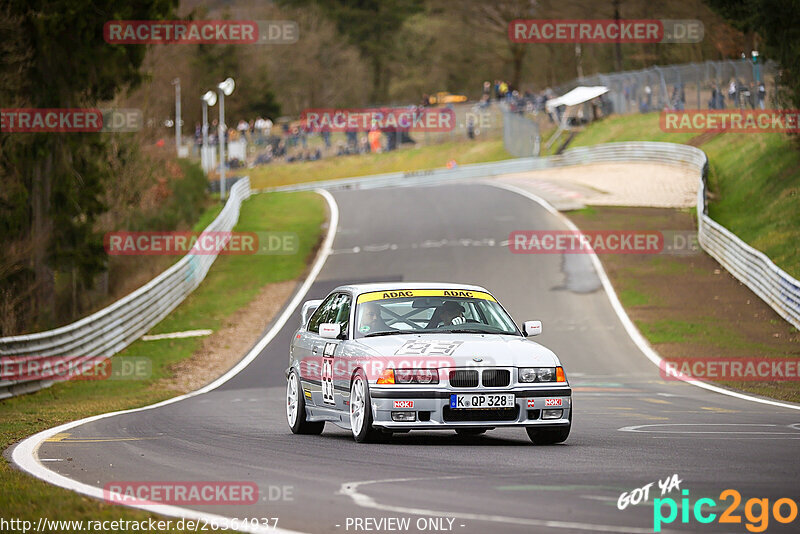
488, 181, 800, 412
619, 423, 800, 434
11, 189, 338, 534
339, 477, 672, 533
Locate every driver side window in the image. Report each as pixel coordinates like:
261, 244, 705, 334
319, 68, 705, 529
331, 294, 351, 338
307, 294, 337, 333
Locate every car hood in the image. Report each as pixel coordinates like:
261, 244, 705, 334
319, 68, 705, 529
351, 333, 560, 368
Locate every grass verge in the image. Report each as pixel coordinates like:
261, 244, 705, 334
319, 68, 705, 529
241, 139, 511, 189
0, 191, 325, 529
568, 206, 799, 402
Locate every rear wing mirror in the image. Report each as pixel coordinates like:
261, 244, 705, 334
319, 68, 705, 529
301, 299, 323, 328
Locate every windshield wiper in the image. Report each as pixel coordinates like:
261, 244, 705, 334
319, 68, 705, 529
447, 328, 503, 334
362, 330, 402, 338
407, 329, 442, 334
363, 329, 444, 337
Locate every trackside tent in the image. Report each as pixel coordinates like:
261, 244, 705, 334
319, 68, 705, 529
545, 86, 609, 151
545, 86, 610, 112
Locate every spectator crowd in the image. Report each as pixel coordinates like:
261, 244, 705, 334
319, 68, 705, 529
190, 73, 768, 173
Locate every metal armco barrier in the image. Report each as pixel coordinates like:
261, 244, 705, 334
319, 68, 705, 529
696, 174, 800, 331
260, 142, 799, 331
0, 177, 251, 399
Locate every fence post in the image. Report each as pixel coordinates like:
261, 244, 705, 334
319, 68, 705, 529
696, 64, 701, 109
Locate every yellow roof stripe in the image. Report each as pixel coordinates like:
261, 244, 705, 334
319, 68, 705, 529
357, 289, 496, 303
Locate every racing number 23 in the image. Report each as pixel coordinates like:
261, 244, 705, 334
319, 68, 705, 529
322, 342, 336, 405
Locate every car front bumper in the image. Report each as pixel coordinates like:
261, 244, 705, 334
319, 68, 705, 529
368, 386, 572, 430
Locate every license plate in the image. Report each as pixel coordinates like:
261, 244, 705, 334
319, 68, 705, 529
450, 393, 515, 409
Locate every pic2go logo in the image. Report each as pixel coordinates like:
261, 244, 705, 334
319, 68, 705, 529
618, 474, 682, 511
653, 489, 798, 533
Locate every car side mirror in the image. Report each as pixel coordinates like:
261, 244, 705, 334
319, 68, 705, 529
319, 323, 341, 339
523, 320, 542, 337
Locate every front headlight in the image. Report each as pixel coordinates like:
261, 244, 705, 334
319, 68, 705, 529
393, 369, 439, 384
519, 367, 566, 383
519, 368, 539, 382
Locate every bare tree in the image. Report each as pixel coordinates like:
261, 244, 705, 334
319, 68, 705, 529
456, 0, 539, 89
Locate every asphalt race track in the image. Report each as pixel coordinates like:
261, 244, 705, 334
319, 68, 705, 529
26, 183, 800, 533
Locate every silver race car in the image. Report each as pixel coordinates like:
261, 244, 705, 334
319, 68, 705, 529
286, 283, 571, 444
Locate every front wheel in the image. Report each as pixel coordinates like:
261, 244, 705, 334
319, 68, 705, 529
350, 371, 383, 443
287, 371, 324, 435
526, 425, 570, 445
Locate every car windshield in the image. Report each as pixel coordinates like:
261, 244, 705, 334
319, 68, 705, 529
354, 290, 519, 338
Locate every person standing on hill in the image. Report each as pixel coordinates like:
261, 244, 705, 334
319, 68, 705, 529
499, 80, 509, 100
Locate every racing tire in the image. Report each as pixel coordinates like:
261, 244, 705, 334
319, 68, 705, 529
287, 370, 324, 435
526, 425, 570, 445
455, 429, 487, 436
350, 370, 383, 443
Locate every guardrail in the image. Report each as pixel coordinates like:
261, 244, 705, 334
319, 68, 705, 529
259, 142, 800, 331
254, 158, 542, 194
0, 177, 251, 399
256, 142, 706, 194
696, 171, 800, 331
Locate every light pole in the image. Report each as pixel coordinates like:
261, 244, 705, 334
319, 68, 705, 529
201, 90, 217, 173
216, 77, 235, 201
172, 78, 182, 156
751, 50, 760, 83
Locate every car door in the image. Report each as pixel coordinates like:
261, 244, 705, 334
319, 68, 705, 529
299, 293, 338, 405
305, 292, 353, 411
315, 293, 352, 411
327, 293, 352, 409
